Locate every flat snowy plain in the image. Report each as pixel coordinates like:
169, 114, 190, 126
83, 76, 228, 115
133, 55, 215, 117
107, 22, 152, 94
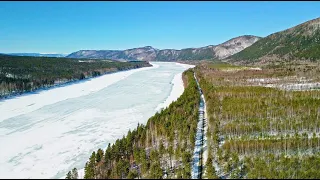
0, 62, 194, 178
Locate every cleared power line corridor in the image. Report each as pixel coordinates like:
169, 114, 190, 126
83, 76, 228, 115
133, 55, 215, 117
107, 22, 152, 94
191, 72, 207, 179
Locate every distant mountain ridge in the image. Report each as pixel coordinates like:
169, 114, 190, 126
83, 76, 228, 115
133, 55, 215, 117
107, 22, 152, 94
228, 17, 320, 64
5, 53, 67, 58
67, 35, 261, 61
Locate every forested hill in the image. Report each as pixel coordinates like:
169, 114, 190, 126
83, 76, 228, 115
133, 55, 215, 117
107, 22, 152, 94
0, 54, 151, 99
228, 17, 320, 65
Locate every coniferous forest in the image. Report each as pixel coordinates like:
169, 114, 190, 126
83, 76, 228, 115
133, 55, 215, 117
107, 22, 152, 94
196, 62, 320, 179
0, 54, 151, 99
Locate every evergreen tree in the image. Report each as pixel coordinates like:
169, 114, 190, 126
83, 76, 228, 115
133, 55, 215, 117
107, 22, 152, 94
206, 157, 218, 179
71, 168, 78, 179
96, 148, 104, 163
65, 171, 72, 179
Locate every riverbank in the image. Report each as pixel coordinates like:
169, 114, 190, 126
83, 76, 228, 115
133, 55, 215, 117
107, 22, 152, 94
0, 64, 158, 123
56, 62, 194, 179
0, 63, 152, 102
155, 63, 195, 112
64, 68, 199, 179
0, 62, 194, 179
71, 62, 195, 179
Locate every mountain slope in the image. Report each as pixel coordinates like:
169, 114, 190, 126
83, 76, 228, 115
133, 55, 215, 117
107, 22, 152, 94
228, 17, 320, 64
67, 35, 261, 61
66, 46, 158, 61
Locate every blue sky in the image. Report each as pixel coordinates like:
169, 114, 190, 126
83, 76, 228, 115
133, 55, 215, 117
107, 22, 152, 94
0, 2, 319, 54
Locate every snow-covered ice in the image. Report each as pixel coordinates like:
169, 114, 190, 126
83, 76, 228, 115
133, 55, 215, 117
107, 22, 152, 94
0, 62, 194, 179
155, 63, 195, 112
0, 64, 158, 123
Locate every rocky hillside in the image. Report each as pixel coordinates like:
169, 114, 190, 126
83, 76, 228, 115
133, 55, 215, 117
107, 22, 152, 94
228, 17, 320, 64
67, 35, 261, 61
67, 46, 158, 61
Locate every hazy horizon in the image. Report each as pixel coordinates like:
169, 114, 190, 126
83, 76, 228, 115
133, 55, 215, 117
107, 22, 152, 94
1, 1, 319, 54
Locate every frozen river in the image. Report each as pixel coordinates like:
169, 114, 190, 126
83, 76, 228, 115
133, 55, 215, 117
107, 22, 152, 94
0, 62, 194, 178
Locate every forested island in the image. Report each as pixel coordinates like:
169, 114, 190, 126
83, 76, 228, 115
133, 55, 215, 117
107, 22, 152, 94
0, 54, 151, 99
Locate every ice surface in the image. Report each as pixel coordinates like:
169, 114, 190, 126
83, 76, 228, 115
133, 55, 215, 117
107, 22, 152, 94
0, 64, 158, 123
0, 62, 194, 179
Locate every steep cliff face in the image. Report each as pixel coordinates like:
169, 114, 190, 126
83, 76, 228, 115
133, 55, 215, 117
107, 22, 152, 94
123, 46, 158, 61
155, 49, 181, 61
67, 35, 261, 61
212, 35, 261, 59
